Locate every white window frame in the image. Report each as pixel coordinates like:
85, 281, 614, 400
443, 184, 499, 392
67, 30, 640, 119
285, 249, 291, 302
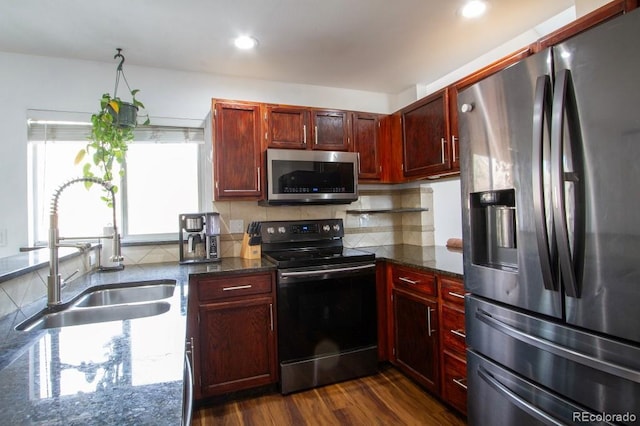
27, 110, 211, 246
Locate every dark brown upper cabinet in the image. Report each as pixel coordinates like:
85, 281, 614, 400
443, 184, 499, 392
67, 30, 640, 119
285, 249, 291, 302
311, 109, 351, 151
212, 99, 263, 201
352, 112, 382, 181
265, 106, 351, 151
401, 89, 452, 179
264, 106, 310, 149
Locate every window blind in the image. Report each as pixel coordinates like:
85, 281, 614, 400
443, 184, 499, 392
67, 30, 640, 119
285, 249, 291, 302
27, 111, 205, 144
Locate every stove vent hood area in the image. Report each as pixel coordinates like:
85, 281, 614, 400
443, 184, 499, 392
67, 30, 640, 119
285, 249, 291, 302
260, 149, 359, 205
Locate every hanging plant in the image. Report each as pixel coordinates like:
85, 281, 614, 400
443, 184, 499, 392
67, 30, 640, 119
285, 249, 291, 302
74, 49, 150, 207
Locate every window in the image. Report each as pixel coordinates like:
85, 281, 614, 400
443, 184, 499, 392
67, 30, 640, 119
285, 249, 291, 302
27, 112, 207, 245
123, 143, 199, 236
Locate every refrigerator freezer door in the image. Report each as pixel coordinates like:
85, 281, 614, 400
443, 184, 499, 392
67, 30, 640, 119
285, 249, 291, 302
552, 8, 640, 344
466, 296, 640, 420
467, 351, 594, 426
458, 49, 563, 318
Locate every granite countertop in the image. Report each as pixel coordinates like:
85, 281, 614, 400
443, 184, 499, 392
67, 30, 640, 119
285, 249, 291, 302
0, 246, 457, 425
0, 258, 275, 426
358, 244, 464, 278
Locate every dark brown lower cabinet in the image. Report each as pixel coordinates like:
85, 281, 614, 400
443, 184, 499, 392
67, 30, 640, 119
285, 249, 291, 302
438, 275, 467, 415
392, 287, 439, 394
441, 350, 467, 414
188, 271, 278, 400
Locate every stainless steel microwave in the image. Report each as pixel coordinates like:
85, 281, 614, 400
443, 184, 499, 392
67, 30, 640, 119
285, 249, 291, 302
262, 148, 359, 205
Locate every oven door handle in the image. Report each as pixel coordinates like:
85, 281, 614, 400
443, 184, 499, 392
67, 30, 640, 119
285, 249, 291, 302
279, 263, 375, 278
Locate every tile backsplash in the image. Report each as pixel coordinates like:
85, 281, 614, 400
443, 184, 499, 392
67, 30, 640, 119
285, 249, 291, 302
0, 183, 434, 319
0, 249, 95, 320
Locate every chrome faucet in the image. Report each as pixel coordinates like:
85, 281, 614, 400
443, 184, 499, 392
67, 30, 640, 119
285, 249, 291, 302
47, 177, 124, 307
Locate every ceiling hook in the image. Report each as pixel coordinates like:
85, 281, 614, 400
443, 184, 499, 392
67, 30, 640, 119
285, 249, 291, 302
114, 48, 125, 71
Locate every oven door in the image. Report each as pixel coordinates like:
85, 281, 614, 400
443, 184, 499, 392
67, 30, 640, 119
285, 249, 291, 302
276, 261, 378, 393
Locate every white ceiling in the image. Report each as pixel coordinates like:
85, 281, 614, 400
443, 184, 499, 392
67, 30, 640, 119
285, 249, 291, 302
1, 0, 577, 94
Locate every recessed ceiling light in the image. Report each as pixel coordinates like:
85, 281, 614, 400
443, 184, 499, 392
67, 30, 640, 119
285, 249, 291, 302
461, 0, 487, 19
234, 35, 258, 50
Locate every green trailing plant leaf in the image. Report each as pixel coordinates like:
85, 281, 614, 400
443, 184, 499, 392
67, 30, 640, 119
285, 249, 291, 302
78, 90, 149, 206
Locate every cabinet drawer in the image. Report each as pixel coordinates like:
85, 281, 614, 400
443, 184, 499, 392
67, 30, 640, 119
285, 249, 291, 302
442, 351, 467, 415
391, 265, 436, 297
440, 276, 466, 306
197, 273, 273, 301
441, 304, 466, 355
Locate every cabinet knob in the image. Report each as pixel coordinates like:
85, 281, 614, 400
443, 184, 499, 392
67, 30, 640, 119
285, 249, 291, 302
460, 103, 474, 113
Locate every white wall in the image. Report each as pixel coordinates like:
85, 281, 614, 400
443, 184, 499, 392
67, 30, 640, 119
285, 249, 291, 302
0, 52, 390, 256
430, 178, 462, 246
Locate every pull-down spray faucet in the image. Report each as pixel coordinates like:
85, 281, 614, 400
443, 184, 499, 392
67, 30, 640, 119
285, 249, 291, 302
47, 177, 124, 307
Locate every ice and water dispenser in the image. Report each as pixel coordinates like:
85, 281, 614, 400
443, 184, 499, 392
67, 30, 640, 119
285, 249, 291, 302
469, 189, 517, 270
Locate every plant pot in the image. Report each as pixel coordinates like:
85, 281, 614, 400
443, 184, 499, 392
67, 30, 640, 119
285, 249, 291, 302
108, 101, 138, 129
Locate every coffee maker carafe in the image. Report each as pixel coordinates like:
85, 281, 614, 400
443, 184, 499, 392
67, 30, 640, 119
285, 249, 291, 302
179, 212, 221, 264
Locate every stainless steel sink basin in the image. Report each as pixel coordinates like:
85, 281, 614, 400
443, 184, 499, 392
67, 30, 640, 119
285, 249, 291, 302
16, 302, 171, 332
73, 280, 176, 307
15, 279, 177, 332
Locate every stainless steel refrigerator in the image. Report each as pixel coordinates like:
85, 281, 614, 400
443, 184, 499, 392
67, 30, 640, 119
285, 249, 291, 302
459, 8, 640, 425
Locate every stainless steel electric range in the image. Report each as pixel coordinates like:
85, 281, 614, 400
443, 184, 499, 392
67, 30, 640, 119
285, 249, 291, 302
260, 218, 378, 394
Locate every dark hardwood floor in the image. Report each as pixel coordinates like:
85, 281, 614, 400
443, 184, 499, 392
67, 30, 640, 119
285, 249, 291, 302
192, 366, 467, 425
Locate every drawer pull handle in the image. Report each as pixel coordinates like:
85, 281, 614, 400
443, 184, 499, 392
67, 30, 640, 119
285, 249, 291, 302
450, 329, 466, 339
453, 377, 468, 390
269, 303, 274, 331
222, 284, 253, 291
399, 277, 420, 285
448, 291, 466, 299
426, 307, 436, 337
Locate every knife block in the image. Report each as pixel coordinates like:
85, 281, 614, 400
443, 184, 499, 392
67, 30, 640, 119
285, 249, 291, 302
240, 233, 261, 259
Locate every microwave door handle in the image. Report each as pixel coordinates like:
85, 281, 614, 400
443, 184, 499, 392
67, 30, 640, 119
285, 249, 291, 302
532, 75, 557, 291
551, 70, 584, 299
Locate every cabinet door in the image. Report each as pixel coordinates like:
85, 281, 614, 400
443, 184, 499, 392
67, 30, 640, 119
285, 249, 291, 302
311, 109, 350, 151
197, 297, 276, 396
401, 90, 451, 177
393, 288, 439, 393
213, 100, 262, 200
448, 87, 460, 170
353, 112, 381, 180
266, 106, 310, 149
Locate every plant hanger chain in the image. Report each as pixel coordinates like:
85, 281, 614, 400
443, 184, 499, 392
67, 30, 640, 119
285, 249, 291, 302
113, 48, 133, 100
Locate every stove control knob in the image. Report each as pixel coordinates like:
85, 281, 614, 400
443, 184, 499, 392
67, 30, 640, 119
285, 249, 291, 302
333, 224, 341, 232
266, 227, 275, 234
278, 227, 286, 234
322, 225, 331, 232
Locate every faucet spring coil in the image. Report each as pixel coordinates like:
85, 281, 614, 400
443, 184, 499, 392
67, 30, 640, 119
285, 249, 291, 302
49, 177, 114, 215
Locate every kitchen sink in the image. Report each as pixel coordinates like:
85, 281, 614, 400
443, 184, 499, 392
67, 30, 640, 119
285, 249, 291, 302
72, 280, 176, 307
16, 302, 171, 332
15, 279, 177, 332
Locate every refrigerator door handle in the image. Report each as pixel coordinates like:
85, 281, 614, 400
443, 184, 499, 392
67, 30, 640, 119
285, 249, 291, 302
532, 74, 556, 291
551, 69, 584, 298
475, 307, 640, 382
477, 366, 566, 426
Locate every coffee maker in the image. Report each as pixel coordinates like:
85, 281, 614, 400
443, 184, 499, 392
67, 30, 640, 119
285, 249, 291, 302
179, 212, 221, 264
